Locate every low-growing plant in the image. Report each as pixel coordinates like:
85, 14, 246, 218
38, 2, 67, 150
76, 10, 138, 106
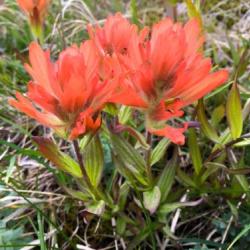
0, 0, 250, 249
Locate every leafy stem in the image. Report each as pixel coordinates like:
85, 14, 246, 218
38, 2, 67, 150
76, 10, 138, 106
73, 140, 114, 208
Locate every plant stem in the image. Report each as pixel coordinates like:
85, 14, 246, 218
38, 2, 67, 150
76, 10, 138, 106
73, 140, 99, 196
205, 133, 250, 163
73, 141, 89, 183
145, 131, 153, 185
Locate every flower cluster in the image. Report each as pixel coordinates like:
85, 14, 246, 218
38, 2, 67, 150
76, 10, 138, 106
10, 13, 228, 144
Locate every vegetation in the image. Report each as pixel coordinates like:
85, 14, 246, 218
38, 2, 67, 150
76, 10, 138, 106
0, 0, 249, 249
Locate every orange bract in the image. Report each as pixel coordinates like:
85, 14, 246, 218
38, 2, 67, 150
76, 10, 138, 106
105, 16, 228, 144
9, 41, 115, 139
87, 13, 138, 56
17, 0, 50, 26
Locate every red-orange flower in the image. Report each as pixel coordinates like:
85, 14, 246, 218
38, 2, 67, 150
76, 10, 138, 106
87, 13, 138, 56
109, 17, 228, 144
17, 0, 50, 27
9, 41, 115, 139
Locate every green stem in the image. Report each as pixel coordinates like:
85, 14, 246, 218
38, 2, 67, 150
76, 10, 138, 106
145, 131, 153, 186
30, 22, 44, 44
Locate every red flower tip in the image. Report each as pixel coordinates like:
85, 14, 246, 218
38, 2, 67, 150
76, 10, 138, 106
148, 123, 188, 145
17, 0, 50, 26
87, 12, 138, 56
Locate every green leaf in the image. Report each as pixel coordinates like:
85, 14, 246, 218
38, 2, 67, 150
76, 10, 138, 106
118, 182, 130, 209
226, 83, 243, 139
116, 125, 149, 149
227, 200, 238, 220
158, 203, 184, 215
85, 200, 105, 216
113, 152, 149, 187
197, 100, 219, 142
158, 199, 202, 215
179, 238, 224, 248
203, 162, 250, 183
162, 224, 178, 240
211, 105, 225, 127
168, 0, 178, 4
118, 105, 132, 124
112, 152, 139, 186
212, 98, 250, 151
143, 186, 161, 214
228, 168, 250, 175
5, 156, 16, 184
64, 187, 90, 201
150, 138, 170, 166
188, 128, 203, 175
201, 162, 222, 183
227, 223, 250, 250
110, 133, 147, 175
116, 217, 126, 235
231, 163, 249, 193
235, 48, 250, 78
84, 134, 104, 188
228, 37, 240, 67
185, 0, 202, 27
37, 211, 47, 250
177, 167, 197, 188
212, 128, 231, 152
205, 81, 233, 100
104, 103, 118, 116
130, 0, 139, 26
127, 223, 158, 250
79, 133, 94, 151
234, 139, 250, 147
33, 137, 83, 178
157, 148, 178, 202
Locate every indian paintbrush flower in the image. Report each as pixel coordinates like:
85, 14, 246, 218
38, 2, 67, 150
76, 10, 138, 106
16, 0, 50, 40
9, 41, 116, 139
95, 16, 229, 144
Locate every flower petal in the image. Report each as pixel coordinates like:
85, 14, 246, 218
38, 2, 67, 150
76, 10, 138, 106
148, 124, 188, 145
